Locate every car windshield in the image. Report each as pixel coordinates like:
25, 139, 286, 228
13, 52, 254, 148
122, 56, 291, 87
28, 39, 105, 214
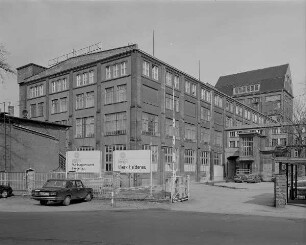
43, 180, 67, 188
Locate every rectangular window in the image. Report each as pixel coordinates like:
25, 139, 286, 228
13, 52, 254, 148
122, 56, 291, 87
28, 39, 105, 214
191, 83, 197, 96
51, 81, 56, 93
105, 144, 126, 171
105, 87, 114, 104
185, 123, 196, 142
166, 72, 172, 87
272, 139, 278, 146
121, 62, 127, 76
164, 147, 173, 164
30, 104, 36, 118
200, 107, 211, 122
152, 65, 159, 80
142, 145, 159, 164
280, 138, 287, 146
113, 64, 119, 78
39, 85, 44, 96
88, 71, 94, 84
213, 153, 222, 165
226, 117, 233, 128
200, 151, 210, 165
106, 66, 111, 79
117, 84, 127, 102
242, 137, 253, 156
107, 112, 127, 136
76, 75, 81, 87
201, 88, 206, 101
51, 99, 59, 114
229, 141, 236, 148
184, 149, 195, 165
165, 118, 179, 139
62, 78, 67, 90
75, 118, 83, 138
142, 113, 159, 136
229, 131, 236, 138
143, 61, 150, 76
206, 90, 211, 103
82, 73, 88, 85
60, 97, 68, 112
85, 92, 94, 108
174, 75, 179, 89
56, 80, 61, 92
105, 112, 127, 136
200, 128, 210, 144
214, 131, 223, 147
37, 102, 44, 117
214, 95, 222, 108
76, 94, 84, 110
185, 81, 190, 94
165, 95, 179, 112
85, 117, 95, 137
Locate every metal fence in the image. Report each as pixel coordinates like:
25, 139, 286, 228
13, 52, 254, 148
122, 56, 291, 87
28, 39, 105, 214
0, 172, 187, 201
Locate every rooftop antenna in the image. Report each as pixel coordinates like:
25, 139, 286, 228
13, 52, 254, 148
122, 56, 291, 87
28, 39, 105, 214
153, 30, 155, 56
199, 60, 201, 81
48, 42, 102, 67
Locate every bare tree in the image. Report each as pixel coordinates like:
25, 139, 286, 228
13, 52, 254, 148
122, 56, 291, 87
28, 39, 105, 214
282, 96, 306, 157
0, 44, 16, 83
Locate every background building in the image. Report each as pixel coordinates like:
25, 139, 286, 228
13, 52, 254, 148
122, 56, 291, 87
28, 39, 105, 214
16, 44, 275, 183
215, 64, 294, 122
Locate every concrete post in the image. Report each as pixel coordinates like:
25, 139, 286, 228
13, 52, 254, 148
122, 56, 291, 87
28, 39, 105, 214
274, 174, 287, 208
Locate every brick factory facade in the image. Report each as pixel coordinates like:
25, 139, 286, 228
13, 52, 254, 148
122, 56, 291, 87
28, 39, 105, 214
17, 44, 277, 183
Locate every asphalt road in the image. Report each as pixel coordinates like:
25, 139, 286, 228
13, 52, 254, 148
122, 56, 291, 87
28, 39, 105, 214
0, 209, 305, 245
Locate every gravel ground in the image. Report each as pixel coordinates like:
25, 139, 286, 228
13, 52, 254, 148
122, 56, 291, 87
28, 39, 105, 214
1, 182, 305, 219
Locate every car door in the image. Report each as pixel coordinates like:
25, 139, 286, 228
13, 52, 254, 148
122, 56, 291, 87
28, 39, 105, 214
66, 180, 78, 200
76, 180, 87, 199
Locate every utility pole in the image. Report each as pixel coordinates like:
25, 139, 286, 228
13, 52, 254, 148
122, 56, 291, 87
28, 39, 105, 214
3, 102, 7, 172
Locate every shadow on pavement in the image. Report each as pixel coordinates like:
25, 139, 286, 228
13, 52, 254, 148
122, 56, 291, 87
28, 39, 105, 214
287, 199, 306, 208
244, 193, 274, 207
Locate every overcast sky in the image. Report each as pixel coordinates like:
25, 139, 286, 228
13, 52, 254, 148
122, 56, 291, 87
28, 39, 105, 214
0, 0, 305, 114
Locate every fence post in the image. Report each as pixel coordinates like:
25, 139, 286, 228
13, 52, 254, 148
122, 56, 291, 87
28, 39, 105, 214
26, 168, 35, 196
112, 172, 120, 207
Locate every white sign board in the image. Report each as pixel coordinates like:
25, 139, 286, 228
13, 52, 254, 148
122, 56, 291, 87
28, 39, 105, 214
113, 150, 151, 173
66, 151, 102, 173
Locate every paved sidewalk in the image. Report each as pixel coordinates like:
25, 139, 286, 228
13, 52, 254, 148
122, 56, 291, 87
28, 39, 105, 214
170, 182, 306, 219
1, 182, 306, 219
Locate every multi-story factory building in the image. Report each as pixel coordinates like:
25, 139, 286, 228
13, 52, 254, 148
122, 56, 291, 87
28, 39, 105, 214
215, 64, 294, 123
17, 44, 275, 183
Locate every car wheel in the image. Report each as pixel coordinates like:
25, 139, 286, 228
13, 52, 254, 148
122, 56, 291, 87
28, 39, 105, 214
1, 190, 8, 198
40, 200, 48, 205
63, 196, 71, 206
84, 193, 92, 202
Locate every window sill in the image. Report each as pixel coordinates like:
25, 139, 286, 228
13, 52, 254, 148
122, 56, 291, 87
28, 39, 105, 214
51, 111, 68, 115
50, 89, 69, 94
104, 74, 130, 82
75, 82, 95, 88
104, 101, 127, 106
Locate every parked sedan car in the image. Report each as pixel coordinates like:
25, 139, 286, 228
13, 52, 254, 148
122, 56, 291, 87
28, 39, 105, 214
234, 175, 248, 183
0, 185, 13, 198
245, 174, 261, 183
31, 179, 93, 206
